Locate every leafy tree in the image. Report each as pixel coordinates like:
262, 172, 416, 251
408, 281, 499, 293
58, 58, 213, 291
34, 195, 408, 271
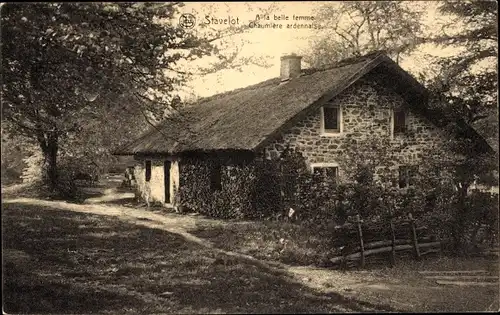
412, 143, 498, 255
430, 0, 497, 80
423, 0, 498, 150
1, 3, 215, 191
304, 1, 425, 67
414, 1, 498, 232
58, 93, 152, 177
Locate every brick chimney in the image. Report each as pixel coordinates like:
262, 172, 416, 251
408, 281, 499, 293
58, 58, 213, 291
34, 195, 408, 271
280, 54, 302, 81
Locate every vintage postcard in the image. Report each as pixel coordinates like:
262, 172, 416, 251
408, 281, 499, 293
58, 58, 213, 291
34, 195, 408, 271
2, 2, 498, 313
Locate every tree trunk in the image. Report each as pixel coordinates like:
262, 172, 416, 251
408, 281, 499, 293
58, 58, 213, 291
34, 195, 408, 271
41, 132, 59, 192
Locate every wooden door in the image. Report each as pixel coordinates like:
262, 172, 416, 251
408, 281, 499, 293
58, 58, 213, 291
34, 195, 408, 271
164, 160, 171, 203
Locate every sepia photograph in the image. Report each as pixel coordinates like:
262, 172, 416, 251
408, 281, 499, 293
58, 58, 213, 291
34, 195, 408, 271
1, 1, 498, 313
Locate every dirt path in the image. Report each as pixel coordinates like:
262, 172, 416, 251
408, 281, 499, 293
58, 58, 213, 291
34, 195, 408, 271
3, 188, 498, 312
2, 197, 287, 272
83, 187, 135, 204
6, 200, 406, 313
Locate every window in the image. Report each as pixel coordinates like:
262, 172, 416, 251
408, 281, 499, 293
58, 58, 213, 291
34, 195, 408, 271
393, 109, 406, 134
145, 160, 152, 182
398, 165, 418, 188
313, 166, 338, 178
210, 164, 222, 191
311, 163, 339, 183
321, 105, 342, 134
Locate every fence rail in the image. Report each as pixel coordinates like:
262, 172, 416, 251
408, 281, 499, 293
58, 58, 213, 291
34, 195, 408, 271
329, 213, 442, 269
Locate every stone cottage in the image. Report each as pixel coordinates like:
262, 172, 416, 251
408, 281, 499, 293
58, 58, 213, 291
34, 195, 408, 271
114, 51, 491, 215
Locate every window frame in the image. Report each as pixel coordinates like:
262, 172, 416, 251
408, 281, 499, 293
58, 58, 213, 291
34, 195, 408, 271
398, 164, 418, 188
145, 160, 152, 182
392, 108, 407, 136
310, 162, 339, 178
320, 105, 343, 136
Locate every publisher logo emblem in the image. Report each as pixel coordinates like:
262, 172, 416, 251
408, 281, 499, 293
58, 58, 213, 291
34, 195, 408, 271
179, 13, 196, 29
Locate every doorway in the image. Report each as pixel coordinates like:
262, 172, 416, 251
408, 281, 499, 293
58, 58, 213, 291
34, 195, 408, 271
164, 160, 171, 203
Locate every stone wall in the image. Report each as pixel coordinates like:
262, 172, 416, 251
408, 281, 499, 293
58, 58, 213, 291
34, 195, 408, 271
262, 76, 449, 181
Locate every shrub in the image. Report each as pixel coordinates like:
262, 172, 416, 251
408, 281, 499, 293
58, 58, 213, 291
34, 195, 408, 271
53, 166, 80, 200
177, 157, 254, 219
177, 141, 497, 259
18, 151, 100, 201
248, 159, 283, 219
407, 168, 499, 255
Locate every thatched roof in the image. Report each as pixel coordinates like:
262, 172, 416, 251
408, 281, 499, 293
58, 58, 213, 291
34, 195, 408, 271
115, 51, 493, 156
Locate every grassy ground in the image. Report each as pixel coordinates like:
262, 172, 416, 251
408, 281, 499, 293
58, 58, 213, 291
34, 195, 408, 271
191, 221, 500, 312
2, 179, 498, 313
3, 202, 394, 314
192, 220, 338, 267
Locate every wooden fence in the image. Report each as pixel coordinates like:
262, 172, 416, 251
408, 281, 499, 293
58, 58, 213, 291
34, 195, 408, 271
329, 213, 442, 269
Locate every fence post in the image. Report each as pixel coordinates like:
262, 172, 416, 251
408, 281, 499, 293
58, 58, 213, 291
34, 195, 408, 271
408, 213, 421, 260
389, 218, 396, 267
356, 214, 365, 268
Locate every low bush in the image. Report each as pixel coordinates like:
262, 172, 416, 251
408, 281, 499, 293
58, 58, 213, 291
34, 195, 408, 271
177, 158, 253, 219
17, 151, 100, 202
179, 142, 497, 259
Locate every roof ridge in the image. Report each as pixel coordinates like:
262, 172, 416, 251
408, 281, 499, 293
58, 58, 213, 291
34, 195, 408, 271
304, 50, 387, 73
185, 51, 386, 108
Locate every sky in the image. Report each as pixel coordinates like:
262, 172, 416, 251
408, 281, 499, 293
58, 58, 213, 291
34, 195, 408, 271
173, 1, 458, 100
